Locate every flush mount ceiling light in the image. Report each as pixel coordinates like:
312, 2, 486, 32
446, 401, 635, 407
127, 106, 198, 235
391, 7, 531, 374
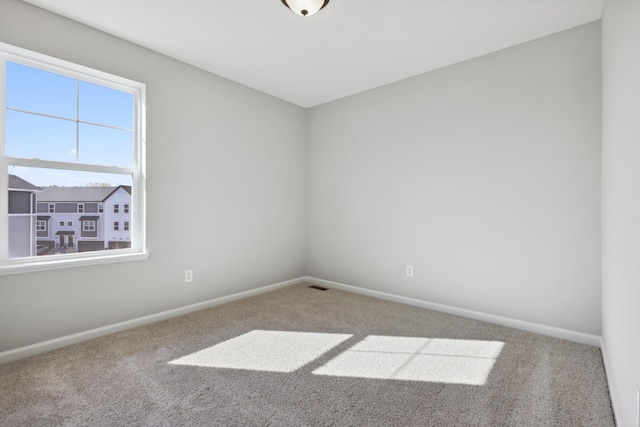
281, 0, 330, 17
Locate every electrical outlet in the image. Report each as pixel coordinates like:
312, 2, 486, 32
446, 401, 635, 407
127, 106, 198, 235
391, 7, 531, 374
184, 269, 193, 283
406, 265, 414, 278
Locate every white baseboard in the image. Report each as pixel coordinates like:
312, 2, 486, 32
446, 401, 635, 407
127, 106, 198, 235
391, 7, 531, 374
305, 276, 601, 347
600, 338, 623, 427
0, 275, 602, 365
0, 277, 306, 365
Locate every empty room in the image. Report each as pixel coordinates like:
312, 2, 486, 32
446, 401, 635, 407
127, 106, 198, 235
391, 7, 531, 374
0, 0, 638, 425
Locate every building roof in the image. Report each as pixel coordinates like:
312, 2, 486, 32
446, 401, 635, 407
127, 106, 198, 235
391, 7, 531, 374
9, 174, 41, 191
38, 185, 131, 202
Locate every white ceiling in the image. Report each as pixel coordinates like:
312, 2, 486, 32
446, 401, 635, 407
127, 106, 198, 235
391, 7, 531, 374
22, 0, 603, 108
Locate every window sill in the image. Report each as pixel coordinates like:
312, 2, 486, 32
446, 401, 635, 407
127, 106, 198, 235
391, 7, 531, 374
0, 251, 149, 276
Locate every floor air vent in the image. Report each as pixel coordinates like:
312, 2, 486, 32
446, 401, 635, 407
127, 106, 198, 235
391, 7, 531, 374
309, 285, 328, 291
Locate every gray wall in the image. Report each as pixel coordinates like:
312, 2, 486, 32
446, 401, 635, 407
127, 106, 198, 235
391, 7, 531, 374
307, 23, 602, 335
0, 0, 306, 352
0, 0, 605, 362
601, 1, 640, 426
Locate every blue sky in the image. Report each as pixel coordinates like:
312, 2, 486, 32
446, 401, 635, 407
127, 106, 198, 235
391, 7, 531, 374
5, 61, 134, 187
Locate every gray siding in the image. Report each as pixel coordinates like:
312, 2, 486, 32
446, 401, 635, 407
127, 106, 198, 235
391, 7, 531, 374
9, 191, 32, 214
55, 203, 78, 213
85, 203, 98, 213
81, 227, 98, 238
8, 216, 31, 258
36, 217, 50, 237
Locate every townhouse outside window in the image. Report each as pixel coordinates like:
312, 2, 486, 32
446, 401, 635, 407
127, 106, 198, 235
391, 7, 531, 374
1, 42, 147, 274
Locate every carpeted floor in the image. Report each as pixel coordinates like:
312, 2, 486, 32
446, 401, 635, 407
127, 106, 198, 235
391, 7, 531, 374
0, 284, 615, 426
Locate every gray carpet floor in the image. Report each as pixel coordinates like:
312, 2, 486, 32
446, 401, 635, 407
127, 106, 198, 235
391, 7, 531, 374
0, 284, 614, 426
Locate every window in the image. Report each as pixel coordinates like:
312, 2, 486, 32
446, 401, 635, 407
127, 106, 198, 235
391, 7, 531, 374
114, 204, 119, 214
124, 221, 129, 231
114, 221, 119, 231
124, 204, 129, 214
1, 43, 147, 274
68, 221, 72, 227
36, 221, 46, 231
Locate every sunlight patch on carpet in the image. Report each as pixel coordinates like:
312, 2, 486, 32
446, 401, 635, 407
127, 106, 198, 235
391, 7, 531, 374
312, 336, 504, 385
169, 330, 352, 372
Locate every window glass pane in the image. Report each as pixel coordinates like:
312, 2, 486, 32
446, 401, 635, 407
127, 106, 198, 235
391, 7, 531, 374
6, 61, 76, 119
5, 110, 76, 161
2, 45, 144, 270
8, 167, 133, 259
79, 81, 133, 129
79, 123, 133, 167
8, 191, 32, 214
9, 166, 132, 189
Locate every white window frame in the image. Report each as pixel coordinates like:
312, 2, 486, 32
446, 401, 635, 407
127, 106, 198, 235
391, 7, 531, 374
78, 203, 84, 213
98, 204, 104, 213
82, 220, 96, 232
48, 203, 55, 213
114, 221, 119, 231
36, 220, 46, 231
0, 43, 147, 275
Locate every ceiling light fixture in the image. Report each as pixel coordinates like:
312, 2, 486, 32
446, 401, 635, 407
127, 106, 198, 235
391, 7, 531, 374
281, 0, 330, 17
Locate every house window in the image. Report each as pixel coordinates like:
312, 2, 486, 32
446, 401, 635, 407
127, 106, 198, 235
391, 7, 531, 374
59, 221, 64, 227
124, 204, 129, 214
114, 221, 119, 231
1, 42, 147, 273
124, 221, 129, 231
68, 221, 73, 227
83, 221, 96, 232
114, 204, 119, 214
36, 221, 47, 231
